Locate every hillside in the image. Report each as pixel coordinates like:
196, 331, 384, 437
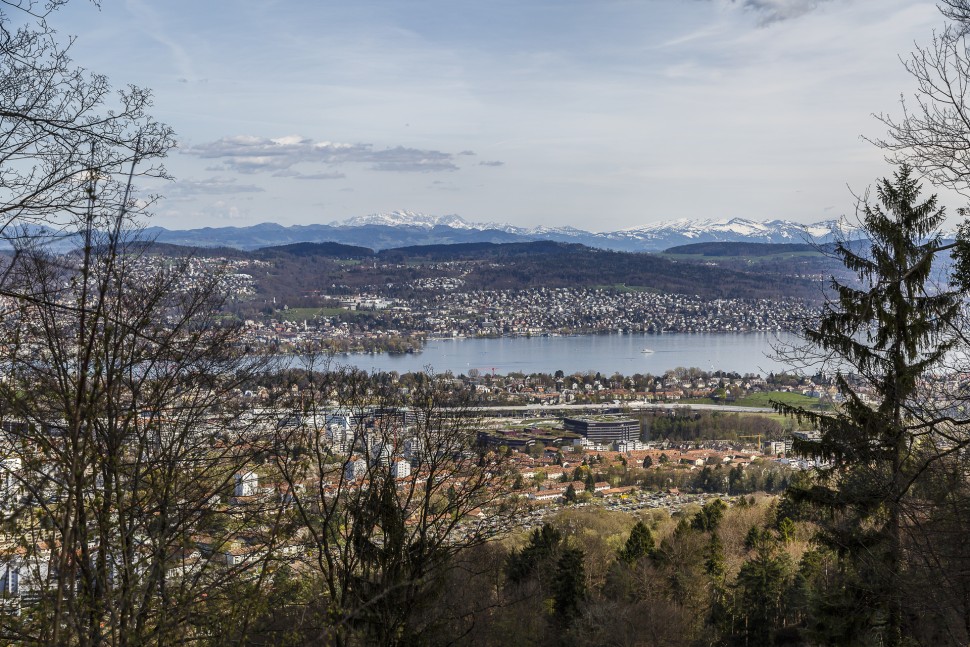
663, 242, 818, 256
188, 241, 823, 317
659, 240, 857, 287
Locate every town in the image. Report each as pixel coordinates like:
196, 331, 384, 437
126, 253, 819, 354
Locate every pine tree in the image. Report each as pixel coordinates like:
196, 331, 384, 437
691, 498, 727, 532
732, 533, 793, 645
777, 517, 797, 544
506, 523, 564, 585
705, 533, 726, 583
706, 532, 731, 637
777, 164, 962, 646
564, 483, 578, 504
620, 520, 655, 563
552, 547, 586, 623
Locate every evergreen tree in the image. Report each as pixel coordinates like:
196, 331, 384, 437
777, 164, 963, 646
706, 532, 730, 637
552, 547, 586, 623
777, 516, 796, 544
691, 498, 727, 532
506, 523, 563, 585
744, 525, 771, 552
705, 533, 726, 583
731, 534, 793, 646
564, 484, 578, 503
619, 520, 655, 563
728, 465, 744, 494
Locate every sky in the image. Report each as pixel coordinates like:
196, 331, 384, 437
45, 0, 956, 232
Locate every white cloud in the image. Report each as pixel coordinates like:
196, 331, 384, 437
186, 136, 460, 174
166, 177, 264, 197
288, 171, 347, 181
744, 0, 834, 23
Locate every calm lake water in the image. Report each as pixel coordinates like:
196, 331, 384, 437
321, 332, 800, 377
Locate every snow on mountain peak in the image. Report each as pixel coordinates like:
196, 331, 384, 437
327, 211, 850, 248
330, 211, 585, 236
334, 211, 476, 230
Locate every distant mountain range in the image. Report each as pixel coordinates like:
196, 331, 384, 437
144, 211, 861, 252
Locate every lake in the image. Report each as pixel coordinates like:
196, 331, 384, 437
315, 332, 801, 376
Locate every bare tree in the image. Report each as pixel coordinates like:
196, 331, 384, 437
268, 360, 521, 646
0, 0, 173, 243
0, 190, 286, 645
867, 1, 970, 201
0, 3, 319, 645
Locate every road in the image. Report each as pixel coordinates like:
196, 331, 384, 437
466, 401, 776, 416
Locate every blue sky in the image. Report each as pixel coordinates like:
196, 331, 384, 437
50, 0, 949, 231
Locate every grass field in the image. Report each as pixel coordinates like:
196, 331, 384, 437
734, 391, 818, 407
681, 391, 831, 410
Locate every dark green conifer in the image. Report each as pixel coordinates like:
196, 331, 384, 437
506, 523, 563, 585
564, 484, 577, 503
777, 164, 962, 647
619, 520, 655, 563
691, 498, 727, 532
552, 547, 586, 622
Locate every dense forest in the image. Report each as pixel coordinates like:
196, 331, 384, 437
239, 497, 825, 646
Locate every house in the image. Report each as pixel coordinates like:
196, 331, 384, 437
234, 470, 259, 497
528, 489, 564, 501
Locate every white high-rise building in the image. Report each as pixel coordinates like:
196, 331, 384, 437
391, 460, 411, 479
234, 470, 258, 497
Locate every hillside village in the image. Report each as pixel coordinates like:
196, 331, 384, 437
127, 252, 818, 354
235, 287, 813, 353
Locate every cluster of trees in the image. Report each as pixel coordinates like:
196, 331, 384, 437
261, 362, 520, 646
538, 451, 796, 497
396, 497, 828, 647
645, 410, 787, 443
637, 461, 796, 496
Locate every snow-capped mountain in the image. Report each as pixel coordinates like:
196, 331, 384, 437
334, 211, 479, 230
331, 210, 593, 238
619, 217, 805, 240
591, 217, 852, 247
151, 212, 863, 252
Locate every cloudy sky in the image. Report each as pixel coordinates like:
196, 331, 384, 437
51, 0, 951, 231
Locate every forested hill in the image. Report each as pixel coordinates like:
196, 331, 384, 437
375, 240, 575, 261
659, 240, 859, 287
664, 242, 818, 256
256, 241, 374, 259
211, 239, 824, 304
